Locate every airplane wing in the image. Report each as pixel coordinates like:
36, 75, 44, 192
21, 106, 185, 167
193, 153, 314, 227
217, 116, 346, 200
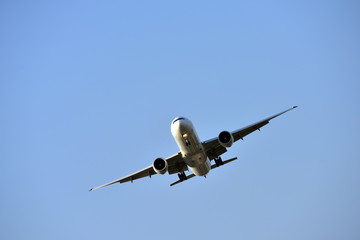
202, 106, 298, 160
89, 152, 186, 191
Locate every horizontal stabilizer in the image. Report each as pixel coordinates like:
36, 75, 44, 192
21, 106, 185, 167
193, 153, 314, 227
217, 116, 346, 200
169, 157, 238, 186
211, 157, 238, 169
170, 173, 195, 186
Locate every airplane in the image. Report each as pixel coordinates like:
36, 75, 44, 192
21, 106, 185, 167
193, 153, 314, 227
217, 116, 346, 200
89, 106, 297, 191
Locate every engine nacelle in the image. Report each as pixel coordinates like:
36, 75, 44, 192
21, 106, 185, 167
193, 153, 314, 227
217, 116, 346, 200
153, 158, 168, 175
218, 131, 234, 148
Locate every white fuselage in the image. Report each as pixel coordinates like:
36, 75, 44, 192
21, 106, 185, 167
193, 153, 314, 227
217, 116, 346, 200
171, 117, 211, 176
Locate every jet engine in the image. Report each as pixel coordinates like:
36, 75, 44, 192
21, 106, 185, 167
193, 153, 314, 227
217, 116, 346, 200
153, 158, 168, 175
218, 131, 234, 148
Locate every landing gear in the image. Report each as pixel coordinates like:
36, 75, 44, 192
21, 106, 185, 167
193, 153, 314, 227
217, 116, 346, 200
178, 172, 188, 181
214, 157, 223, 167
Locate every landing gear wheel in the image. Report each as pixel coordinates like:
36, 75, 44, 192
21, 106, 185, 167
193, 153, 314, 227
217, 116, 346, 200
215, 157, 223, 167
178, 172, 187, 181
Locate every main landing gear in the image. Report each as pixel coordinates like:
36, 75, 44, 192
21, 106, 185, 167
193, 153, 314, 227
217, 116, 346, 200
214, 157, 223, 167
178, 172, 188, 181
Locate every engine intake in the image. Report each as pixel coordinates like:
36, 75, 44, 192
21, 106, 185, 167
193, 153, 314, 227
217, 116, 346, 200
218, 131, 234, 148
153, 158, 168, 175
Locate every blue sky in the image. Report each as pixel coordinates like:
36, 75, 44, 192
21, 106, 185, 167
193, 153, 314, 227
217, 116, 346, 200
1, 1, 359, 239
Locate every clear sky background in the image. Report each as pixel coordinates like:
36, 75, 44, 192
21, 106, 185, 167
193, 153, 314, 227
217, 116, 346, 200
1, 1, 359, 240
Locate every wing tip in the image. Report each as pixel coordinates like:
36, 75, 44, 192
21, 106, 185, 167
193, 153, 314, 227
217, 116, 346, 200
89, 186, 100, 191
293, 105, 298, 109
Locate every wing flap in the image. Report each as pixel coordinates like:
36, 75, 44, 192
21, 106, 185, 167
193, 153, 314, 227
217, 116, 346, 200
166, 152, 188, 174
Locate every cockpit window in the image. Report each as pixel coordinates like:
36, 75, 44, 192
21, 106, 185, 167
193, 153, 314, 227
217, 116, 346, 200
172, 117, 185, 124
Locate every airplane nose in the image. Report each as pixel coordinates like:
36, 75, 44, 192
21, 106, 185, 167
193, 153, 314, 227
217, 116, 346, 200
171, 117, 189, 135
